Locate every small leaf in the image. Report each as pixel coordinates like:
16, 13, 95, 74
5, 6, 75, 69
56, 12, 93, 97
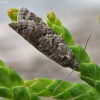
25, 80, 51, 97
80, 63, 100, 86
80, 63, 96, 80
53, 91, 71, 99
7, 66, 24, 86
94, 64, 100, 80
4, 98, 12, 100
46, 12, 74, 46
46, 80, 72, 96
80, 63, 96, 86
52, 25, 62, 35
62, 26, 74, 46
46, 18, 53, 28
0, 60, 5, 66
7, 8, 19, 22
37, 89, 51, 97
55, 17, 62, 27
30, 78, 52, 93
12, 86, 30, 100
67, 83, 91, 98
74, 94, 90, 100
47, 12, 56, 23
0, 65, 24, 88
0, 87, 12, 99
88, 87, 100, 100
27, 88, 40, 100
24, 80, 34, 87
0, 66, 12, 88
95, 81, 100, 93
70, 44, 90, 64
80, 75, 95, 87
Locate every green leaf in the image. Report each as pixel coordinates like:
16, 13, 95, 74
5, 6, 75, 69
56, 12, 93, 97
30, 78, 52, 94
95, 81, 100, 94
88, 87, 100, 100
52, 24, 62, 35
4, 99, 12, 100
80, 75, 95, 87
55, 17, 62, 27
37, 89, 51, 97
7, 67, 24, 86
0, 60, 5, 66
27, 88, 40, 100
0, 87, 12, 99
46, 18, 52, 28
0, 66, 12, 88
0, 65, 23, 88
24, 80, 34, 87
80, 63, 100, 86
62, 26, 74, 46
7, 8, 19, 22
53, 92, 71, 99
67, 83, 91, 98
46, 80, 72, 96
74, 94, 90, 100
70, 44, 90, 64
12, 86, 30, 100
46, 11, 74, 46
47, 12, 56, 24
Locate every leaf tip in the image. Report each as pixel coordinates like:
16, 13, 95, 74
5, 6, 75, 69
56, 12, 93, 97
47, 11, 56, 23
7, 8, 19, 22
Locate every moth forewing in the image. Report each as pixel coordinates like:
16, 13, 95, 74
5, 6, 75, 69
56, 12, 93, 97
9, 7, 79, 69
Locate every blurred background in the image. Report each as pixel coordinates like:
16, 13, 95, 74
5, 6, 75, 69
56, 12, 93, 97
0, 0, 100, 100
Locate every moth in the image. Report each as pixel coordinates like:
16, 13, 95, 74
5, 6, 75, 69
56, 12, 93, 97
9, 7, 79, 69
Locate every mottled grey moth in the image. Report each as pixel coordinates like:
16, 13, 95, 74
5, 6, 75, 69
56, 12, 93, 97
9, 7, 79, 69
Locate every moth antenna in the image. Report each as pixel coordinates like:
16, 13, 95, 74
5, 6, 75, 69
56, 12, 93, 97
79, 33, 92, 63
52, 33, 92, 94
52, 68, 75, 94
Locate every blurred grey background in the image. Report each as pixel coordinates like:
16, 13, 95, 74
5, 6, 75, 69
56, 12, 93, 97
0, 0, 100, 100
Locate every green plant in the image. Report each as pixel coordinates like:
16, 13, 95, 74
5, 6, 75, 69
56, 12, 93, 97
0, 8, 100, 100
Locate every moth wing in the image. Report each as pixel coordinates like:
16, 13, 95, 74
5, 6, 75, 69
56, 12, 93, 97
17, 7, 40, 24
17, 7, 30, 21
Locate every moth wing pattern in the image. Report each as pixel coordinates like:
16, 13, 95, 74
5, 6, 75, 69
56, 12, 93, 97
9, 7, 79, 69
18, 7, 36, 21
